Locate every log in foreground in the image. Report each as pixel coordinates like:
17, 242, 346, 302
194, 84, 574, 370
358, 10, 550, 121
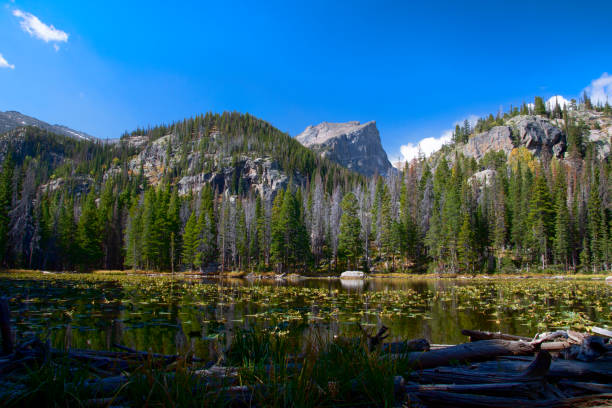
408, 390, 612, 408
398, 339, 535, 370
462, 329, 531, 342
410, 354, 612, 384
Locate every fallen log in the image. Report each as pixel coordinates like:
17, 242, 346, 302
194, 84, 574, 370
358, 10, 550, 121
397, 339, 535, 370
112, 343, 204, 362
411, 355, 612, 384
383, 338, 430, 354
407, 390, 612, 408
557, 380, 612, 395
560, 336, 610, 362
462, 329, 531, 342
540, 341, 572, 351
591, 327, 612, 338
403, 381, 543, 399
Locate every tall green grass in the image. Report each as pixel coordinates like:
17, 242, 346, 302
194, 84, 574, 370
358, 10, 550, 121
2, 328, 410, 407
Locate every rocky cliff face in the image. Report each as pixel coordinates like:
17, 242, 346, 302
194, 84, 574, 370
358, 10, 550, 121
124, 132, 302, 202
296, 121, 393, 176
461, 112, 611, 161
554, 110, 612, 159
463, 126, 515, 160
462, 115, 566, 160
506, 115, 565, 157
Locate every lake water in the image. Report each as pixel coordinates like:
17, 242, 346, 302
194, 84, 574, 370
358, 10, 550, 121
0, 272, 610, 359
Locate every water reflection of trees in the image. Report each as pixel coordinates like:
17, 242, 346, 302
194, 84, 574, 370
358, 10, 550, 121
3, 275, 610, 359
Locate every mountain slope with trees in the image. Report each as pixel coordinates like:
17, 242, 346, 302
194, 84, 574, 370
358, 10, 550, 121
0, 99, 609, 274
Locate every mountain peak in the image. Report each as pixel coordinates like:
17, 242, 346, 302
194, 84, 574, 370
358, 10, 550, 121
296, 120, 392, 176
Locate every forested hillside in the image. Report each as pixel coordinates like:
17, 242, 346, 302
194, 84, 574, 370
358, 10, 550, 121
0, 100, 610, 274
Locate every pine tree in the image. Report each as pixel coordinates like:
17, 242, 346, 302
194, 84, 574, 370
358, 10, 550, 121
492, 172, 507, 262
0, 156, 13, 266
527, 174, 555, 268
553, 171, 571, 270
270, 190, 285, 271
77, 191, 103, 270
582, 90, 592, 110
380, 185, 400, 271
197, 185, 217, 268
182, 211, 200, 271
235, 199, 248, 269
457, 212, 478, 273
254, 194, 266, 267
124, 199, 143, 270
141, 189, 161, 269
534, 96, 547, 116
440, 165, 462, 271
167, 189, 181, 271
587, 169, 604, 270
338, 192, 363, 269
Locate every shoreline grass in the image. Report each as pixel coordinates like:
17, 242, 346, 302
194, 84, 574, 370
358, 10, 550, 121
2, 268, 608, 281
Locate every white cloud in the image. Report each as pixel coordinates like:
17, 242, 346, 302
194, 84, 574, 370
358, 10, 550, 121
13, 9, 69, 48
399, 129, 453, 163
584, 72, 612, 106
546, 95, 570, 110
397, 114, 480, 164
0, 53, 15, 69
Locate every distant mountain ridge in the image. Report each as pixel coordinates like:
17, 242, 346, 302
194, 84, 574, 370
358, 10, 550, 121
0, 110, 95, 141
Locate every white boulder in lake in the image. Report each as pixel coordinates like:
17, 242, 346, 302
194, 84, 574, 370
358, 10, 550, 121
340, 271, 365, 279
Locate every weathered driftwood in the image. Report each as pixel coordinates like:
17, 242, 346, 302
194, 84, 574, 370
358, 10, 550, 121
383, 338, 430, 354
462, 329, 531, 342
112, 343, 204, 362
407, 390, 612, 408
560, 336, 610, 362
398, 339, 535, 370
557, 380, 612, 395
591, 326, 612, 338
404, 381, 544, 398
411, 354, 612, 384
0, 297, 13, 355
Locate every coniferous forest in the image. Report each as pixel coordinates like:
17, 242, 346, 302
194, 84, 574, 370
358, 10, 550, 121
0, 99, 610, 275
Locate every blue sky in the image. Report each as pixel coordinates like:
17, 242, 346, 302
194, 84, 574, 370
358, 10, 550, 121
1, 0, 611, 161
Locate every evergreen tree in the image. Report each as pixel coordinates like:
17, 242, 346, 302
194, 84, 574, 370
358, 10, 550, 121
141, 189, 161, 269
534, 96, 547, 116
197, 185, 217, 268
182, 211, 200, 270
587, 169, 605, 270
270, 190, 285, 271
457, 212, 478, 273
254, 194, 266, 267
167, 189, 181, 271
124, 199, 143, 270
0, 156, 13, 266
77, 191, 103, 269
527, 174, 555, 267
58, 197, 77, 269
553, 172, 571, 269
338, 192, 363, 269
